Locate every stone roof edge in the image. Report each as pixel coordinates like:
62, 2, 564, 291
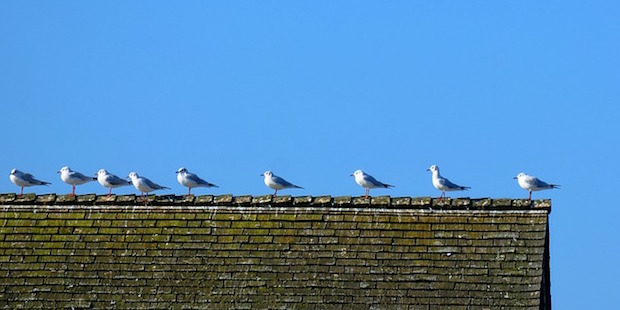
0, 193, 551, 212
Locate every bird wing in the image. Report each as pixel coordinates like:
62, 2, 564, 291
106, 174, 131, 186
532, 177, 551, 189
364, 174, 392, 188
71, 171, 96, 181
438, 177, 463, 190
22, 173, 49, 185
272, 175, 302, 188
186, 173, 217, 187
143, 177, 169, 190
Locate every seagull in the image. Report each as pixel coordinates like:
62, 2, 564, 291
58, 166, 96, 196
176, 167, 218, 196
514, 172, 560, 201
427, 165, 470, 199
9, 169, 51, 196
128, 172, 170, 195
351, 169, 393, 199
97, 169, 132, 197
261, 171, 303, 197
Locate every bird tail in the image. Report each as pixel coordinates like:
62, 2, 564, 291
41, 181, 51, 186
209, 183, 219, 188
461, 186, 471, 190
294, 185, 304, 189
550, 184, 560, 189
383, 183, 394, 189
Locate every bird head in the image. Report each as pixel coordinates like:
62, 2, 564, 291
176, 167, 187, 174
58, 166, 71, 174
427, 165, 439, 172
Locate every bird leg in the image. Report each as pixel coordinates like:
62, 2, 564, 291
364, 188, 369, 199
107, 188, 112, 197
187, 187, 191, 197
528, 190, 532, 202
71, 185, 76, 196
273, 189, 278, 197
19, 187, 24, 197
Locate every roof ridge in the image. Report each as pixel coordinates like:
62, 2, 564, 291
0, 193, 551, 211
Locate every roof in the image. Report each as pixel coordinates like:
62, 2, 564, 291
0, 194, 551, 309
0, 193, 552, 211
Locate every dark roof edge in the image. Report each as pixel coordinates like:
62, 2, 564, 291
0, 193, 551, 212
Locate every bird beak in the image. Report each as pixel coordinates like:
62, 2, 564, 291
260, 174, 264, 176
57, 170, 61, 174
350, 174, 353, 176
513, 176, 518, 179
426, 169, 430, 171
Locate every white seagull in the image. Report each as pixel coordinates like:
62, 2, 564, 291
261, 171, 303, 197
128, 172, 170, 195
351, 169, 393, 199
9, 169, 51, 196
514, 172, 560, 201
58, 166, 96, 196
427, 165, 470, 199
176, 167, 218, 196
97, 169, 132, 197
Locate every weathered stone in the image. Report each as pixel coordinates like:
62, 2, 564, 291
491, 198, 512, 207
194, 195, 213, 205
432, 198, 451, 207
313, 196, 332, 205
252, 195, 272, 204
96, 195, 117, 204
35, 194, 56, 204
292, 196, 312, 205
371, 196, 390, 206
512, 199, 532, 208
390, 197, 411, 207
333, 196, 352, 206
471, 198, 492, 208
532, 199, 552, 211
233, 195, 252, 205
411, 197, 432, 206
451, 198, 470, 208
213, 194, 233, 204
351, 197, 370, 205
0, 193, 16, 203
76, 194, 97, 204
116, 195, 136, 204
55, 194, 75, 204
272, 195, 292, 205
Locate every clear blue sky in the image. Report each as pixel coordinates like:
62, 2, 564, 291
1, 1, 618, 308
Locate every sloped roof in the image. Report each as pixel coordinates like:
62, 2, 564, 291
0, 194, 551, 309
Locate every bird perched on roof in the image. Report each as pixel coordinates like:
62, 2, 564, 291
427, 165, 470, 199
9, 169, 51, 196
58, 166, 96, 196
514, 172, 560, 201
97, 169, 132, 197
128, 172, 170, 196
176, 167, 218, 196
261, 171, 303, 197
351, 170, 393, 199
